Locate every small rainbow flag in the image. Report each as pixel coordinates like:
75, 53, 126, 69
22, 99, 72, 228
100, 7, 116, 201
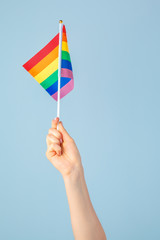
23, 22, 74, 101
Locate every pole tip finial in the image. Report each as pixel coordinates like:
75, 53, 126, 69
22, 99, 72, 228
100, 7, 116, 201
59, 20, 63, 23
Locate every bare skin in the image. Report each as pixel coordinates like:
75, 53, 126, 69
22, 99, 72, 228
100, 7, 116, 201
46, 117, 107, 240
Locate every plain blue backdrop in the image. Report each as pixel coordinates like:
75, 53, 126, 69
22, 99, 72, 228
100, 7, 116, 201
0, 0, 160, 239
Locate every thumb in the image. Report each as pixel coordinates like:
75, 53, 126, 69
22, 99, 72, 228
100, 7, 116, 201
58, 121, 72, 142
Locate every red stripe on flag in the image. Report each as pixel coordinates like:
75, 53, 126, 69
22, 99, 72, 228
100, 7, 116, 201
63, 25, 66, 34
23, 33, 59, 71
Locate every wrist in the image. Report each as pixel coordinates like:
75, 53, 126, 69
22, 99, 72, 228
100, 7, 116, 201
63, 163, 84, 185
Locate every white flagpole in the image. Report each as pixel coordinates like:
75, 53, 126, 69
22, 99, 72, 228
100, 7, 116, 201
57, 20, 63, 129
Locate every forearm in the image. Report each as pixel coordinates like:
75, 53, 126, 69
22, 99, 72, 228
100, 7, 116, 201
46, 119, 106, 239
63, 165, 107, 240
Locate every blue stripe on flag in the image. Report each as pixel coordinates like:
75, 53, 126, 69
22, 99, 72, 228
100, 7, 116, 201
61, 60, 72, 71
46, 77, 71, 95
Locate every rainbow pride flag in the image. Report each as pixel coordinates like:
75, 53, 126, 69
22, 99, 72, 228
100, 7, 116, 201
23, 24, 74, 101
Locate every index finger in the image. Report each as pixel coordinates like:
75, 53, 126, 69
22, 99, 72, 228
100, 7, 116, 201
52, 117, 59, 129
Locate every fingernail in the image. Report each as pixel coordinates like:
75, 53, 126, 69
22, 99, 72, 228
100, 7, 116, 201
54, 117, 59, 121
60, 139, 63, 144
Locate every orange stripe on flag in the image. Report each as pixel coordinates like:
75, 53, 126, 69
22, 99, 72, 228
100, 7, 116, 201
62, 33, 67, 42
29, 45, 59, 77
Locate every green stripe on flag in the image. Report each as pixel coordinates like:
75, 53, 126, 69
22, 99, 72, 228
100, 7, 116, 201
62, 51, 71, 62
40, 69, 58, 89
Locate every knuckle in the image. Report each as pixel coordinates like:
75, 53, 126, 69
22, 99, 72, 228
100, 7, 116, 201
49, 143, 54, 149
52, 130, 59, 138
56, 139, 60, 145
47, 134, 51, 141
51, 129, 57, 136
48, 128, 51, 133
48, 134, 53, 138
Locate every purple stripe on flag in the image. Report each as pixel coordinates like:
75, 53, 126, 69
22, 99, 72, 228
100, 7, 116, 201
51, 68, 74, 101
52, 79, 74, 101
61, 68, 73, 78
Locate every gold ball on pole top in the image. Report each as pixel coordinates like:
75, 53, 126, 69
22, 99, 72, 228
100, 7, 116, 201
59, 20, 63, 23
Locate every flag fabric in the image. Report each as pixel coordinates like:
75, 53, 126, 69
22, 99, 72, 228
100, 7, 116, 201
23, 25, 74, 101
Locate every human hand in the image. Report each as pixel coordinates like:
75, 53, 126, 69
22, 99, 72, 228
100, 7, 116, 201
46, 118, 83, 178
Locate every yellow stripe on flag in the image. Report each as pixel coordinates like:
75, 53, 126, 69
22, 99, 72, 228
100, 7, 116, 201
34, 57, 59, 83
62, 41, 69, 53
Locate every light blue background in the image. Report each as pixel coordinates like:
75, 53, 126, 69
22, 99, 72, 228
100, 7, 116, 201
0, 0, 160, 239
